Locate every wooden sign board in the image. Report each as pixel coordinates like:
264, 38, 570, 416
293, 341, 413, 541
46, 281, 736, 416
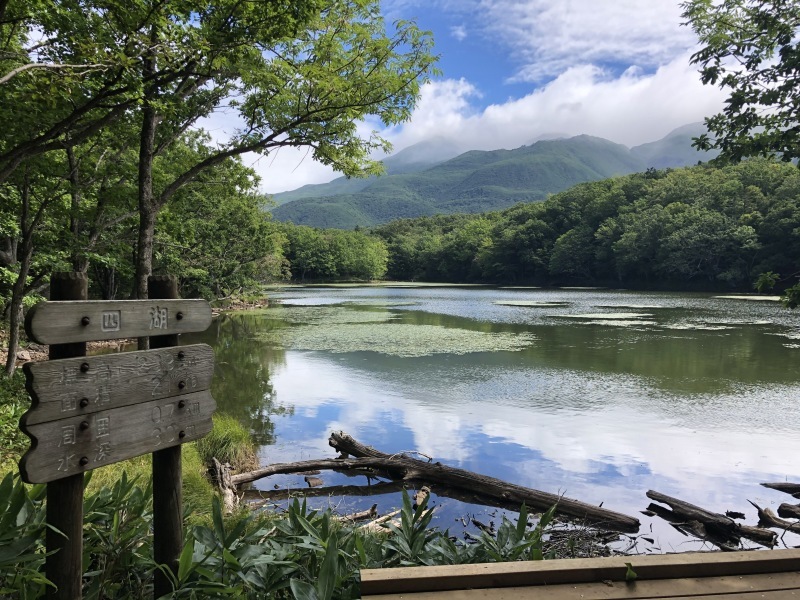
19, 390, 216, 483
25, 299, 212, 344
22, 344, 214, 426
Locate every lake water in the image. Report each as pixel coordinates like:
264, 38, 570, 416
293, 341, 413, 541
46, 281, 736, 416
186, 285, 800, 552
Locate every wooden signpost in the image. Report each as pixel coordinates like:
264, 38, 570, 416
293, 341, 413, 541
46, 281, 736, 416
20, 273, 216, 599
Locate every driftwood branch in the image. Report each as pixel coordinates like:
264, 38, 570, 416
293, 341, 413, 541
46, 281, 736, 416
749, 500, 800, 534
646, 491, 776, 549
337, 504, 378, 523
231, 431, 640, 532
328, 431, 640, 532
243, 481, 407, 504
761, 483, 800, 499
777, 503, 800, 520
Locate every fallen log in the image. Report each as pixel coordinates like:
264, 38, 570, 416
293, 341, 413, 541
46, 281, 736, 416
646, 491, 776, 548
336, 504, 378, 523
231, 433, 640, 532
777, 503, 800, 521
749, 500, 800, 534
360, 509, 402, 533
242, 481, 407, 504
645, 502, 743, 551
327, 431, 640, 533
231, 457, 400, 486
761, 483, 800, 499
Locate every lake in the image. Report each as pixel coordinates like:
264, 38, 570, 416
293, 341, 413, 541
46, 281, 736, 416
186, 285, 800, 551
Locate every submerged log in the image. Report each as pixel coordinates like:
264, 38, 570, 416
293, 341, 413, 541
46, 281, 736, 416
327, 431, 640, 533
749, 500, 800, 534
646, 491, 776, 548
777, 503, 800, 521
243, 481, 407, 504
761, 483, 800, 499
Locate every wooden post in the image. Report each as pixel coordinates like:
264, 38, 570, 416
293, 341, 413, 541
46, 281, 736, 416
46, 272, 88, 600
148, 275, 182, 598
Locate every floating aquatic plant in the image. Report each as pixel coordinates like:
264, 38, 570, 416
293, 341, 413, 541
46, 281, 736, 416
712, 295, 781, 302
580, 320, 658, 328
556, 312, 652, 320
662, 323, 733, 331
493, 301, 570, 307
264, 305, 394, 326
259, 322, 536, 357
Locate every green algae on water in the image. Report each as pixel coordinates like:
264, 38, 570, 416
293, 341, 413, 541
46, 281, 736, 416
259, 322, 535, 357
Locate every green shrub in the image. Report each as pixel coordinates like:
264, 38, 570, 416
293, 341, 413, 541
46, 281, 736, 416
195, 414, 259, 473
0, 371, 31, 466
0, 474, 567, 600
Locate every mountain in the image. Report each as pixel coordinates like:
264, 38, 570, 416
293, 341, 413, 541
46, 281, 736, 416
271, 125, 715, 228
630, 123, 716, 168
270, 138, 464, 205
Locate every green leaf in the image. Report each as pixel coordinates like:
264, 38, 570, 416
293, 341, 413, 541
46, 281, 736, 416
290, 578, 319, 600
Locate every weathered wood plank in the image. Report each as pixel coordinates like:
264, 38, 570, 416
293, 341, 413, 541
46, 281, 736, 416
19, 390, 215, 483
25, 299, 212, 344
360, 549, 800, 595
22, 344, 214, 425
362, 572, 800, 599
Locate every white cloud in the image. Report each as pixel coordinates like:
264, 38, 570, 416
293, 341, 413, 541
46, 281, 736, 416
388, 54, 725, 151
440, 0, 699, 83
450, 24, 467, 41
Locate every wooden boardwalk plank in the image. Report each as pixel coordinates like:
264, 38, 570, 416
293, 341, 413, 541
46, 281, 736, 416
361, 550, 800, 598
363, 572, 800, 599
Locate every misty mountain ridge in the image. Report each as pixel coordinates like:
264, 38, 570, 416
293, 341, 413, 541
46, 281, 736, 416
271, 123, 716, 229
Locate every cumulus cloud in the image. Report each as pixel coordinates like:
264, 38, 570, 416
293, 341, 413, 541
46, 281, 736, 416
480, 0, 697, 82
388, 54, 725, 151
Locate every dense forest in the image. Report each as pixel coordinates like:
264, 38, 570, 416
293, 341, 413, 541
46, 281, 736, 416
372, 160, 800, 291
0, 131, 390, 306
4, 157, 799, 319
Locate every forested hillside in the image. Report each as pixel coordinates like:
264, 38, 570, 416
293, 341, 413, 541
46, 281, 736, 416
272, 125, 718, 228
372, 160, 800, 290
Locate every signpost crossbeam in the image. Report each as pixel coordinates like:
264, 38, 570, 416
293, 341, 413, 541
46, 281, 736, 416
25, 299, 212, 344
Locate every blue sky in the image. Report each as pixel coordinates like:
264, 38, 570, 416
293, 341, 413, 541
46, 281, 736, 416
240, 0, 727, 193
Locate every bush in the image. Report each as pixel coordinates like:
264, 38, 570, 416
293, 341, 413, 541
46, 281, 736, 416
0, 475, 566, 599
0, 371, 30, 466
195, 414, 259, 473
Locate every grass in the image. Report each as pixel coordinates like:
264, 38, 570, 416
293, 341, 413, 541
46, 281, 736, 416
195, 413, 260, 473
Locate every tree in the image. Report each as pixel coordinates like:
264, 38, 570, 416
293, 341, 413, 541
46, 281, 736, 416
119, 0, 436, 298
683, 0, 800, 161
1, 0, 437, 299
682, 0, 800, 303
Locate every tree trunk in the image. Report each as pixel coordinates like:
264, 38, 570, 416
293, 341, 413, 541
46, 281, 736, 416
4, 177, 34, 376
135, 26, 160, 303
66, 145, 88, 272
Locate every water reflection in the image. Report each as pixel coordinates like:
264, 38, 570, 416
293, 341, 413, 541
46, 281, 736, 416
198, 287, 800, 549
183, 313, 289, 446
